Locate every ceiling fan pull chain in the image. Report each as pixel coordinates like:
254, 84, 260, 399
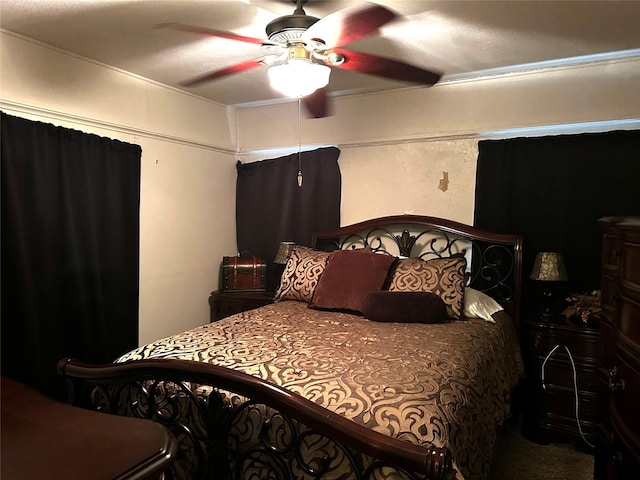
297, 97, 303, 187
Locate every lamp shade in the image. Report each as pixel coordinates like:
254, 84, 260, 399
268, 59, 331, 98
274, 242, 296, 264
529, 252, 568, 281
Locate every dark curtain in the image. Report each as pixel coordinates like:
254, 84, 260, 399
236, 146, 341, 292
1, 112, 141, 400
474, 129, 640, 313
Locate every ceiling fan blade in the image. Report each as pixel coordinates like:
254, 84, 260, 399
156, 22, 281, 46
303, 4, 398, 48
302, 87, 331, 118
330, 49, 442, 86
180, 59, 264, 87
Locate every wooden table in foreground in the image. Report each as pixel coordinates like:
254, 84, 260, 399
1, 376, 177, 480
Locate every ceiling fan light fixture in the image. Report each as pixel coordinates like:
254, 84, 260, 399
268, 59, 330, 98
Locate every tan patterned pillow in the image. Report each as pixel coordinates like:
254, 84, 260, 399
274, 246, 331, 303
388, 255, 467, 319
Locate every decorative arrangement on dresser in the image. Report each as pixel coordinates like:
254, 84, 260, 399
563, 290, 602, 328
209, 253, 272, 323
58, 215, 524, 480
220, 254, 267, 293
594, 217, 640, 479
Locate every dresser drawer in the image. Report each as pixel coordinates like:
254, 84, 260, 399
621, 241, 640, 292
619, 295, 640, 349
602, 232, 622, 275
599, 320, 616, 370
529, 324, 599, 363
601, 275, 620, 315
209, 290, 274, 322
610, 348, 640, 461
539, 359, 599, 393
537, 389, 598, 439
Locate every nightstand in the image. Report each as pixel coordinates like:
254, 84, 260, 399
522, 314, 600, 449
208, 290, 274, 322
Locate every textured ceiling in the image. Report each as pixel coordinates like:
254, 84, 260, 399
2, 0, 639, 108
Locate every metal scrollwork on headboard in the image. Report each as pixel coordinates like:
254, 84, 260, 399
312, 215, 523, 326
320, 228, 470, 259
320, 229, 514, 300
468, 242, 515, 302
396, 230, 416, 257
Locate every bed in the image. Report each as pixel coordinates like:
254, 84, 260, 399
58, 214, 524, 480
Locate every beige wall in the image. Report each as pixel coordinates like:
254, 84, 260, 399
237, 56, 640, 225
338, 139, 478, 225
2, 30, 639, 344
1, 31, 238, 344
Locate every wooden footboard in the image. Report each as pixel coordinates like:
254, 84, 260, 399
58, 357, 453, 480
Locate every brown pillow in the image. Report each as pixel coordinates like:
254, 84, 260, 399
310, 249, 397, 314
388, 255, 467, 319
362, 291, 447, 323
274, 246, 331, 303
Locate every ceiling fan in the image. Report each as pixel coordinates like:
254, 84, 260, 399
158, 0, 442, 118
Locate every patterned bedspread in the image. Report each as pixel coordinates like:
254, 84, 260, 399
117, 300, 523, 480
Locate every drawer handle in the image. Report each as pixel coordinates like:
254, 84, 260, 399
608, 366, 626, 392
612, 451, 623, 465
609, 377, 626, 392
533, 332, 541, 349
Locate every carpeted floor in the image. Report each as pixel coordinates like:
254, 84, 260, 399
490, 417, 594, 480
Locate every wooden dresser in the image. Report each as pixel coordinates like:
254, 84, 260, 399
595, 217, 640, 479
523, 316, 599, 446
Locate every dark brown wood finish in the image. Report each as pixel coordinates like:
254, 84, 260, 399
56, 215, 524, 480
58, 357, 452, 479
208, 290, 274, 322
595, 217, 640, 479
522, 316, 599, 447
1, 376, 176, 480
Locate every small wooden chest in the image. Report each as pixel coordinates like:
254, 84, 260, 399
221, 255, 266, 292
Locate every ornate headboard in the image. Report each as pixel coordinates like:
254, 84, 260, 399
312, 214, 524, 327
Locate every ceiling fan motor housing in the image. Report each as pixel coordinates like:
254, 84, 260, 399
266, 14, 320, 43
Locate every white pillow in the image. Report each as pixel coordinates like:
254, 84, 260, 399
464, 288, 504, 322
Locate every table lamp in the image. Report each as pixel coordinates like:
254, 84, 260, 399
529, 251, 568, 314
274, 242, 296, 265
